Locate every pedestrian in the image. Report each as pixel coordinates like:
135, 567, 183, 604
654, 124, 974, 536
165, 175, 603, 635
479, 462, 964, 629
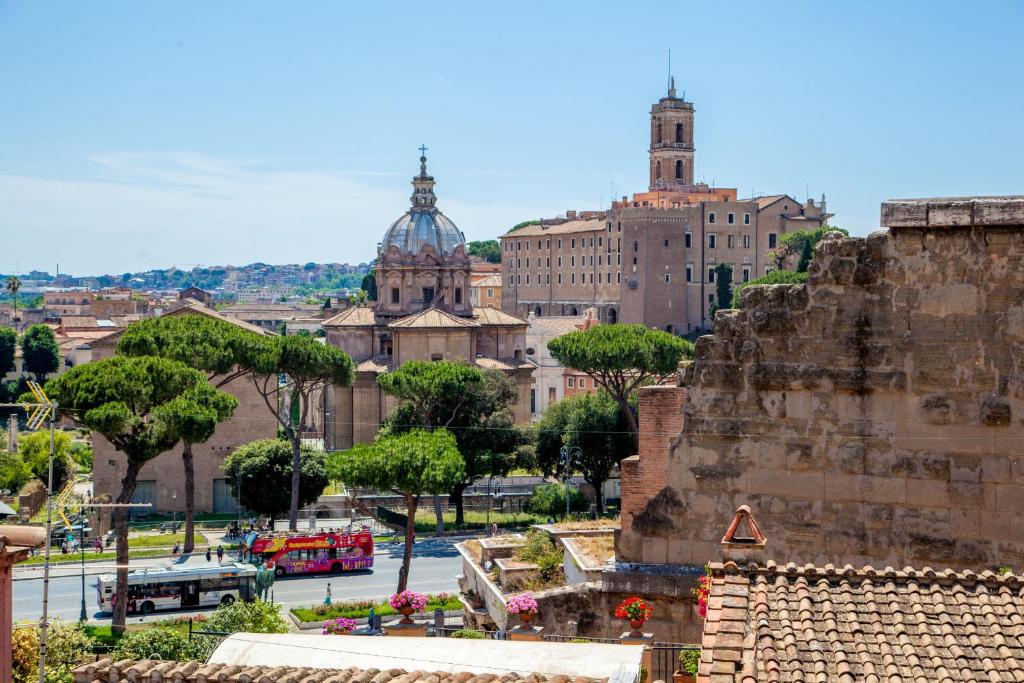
206, 548, 212, 562
324, 582, 332, 606
217, 545, 224, 562
172, 542, 180, 558
490, 522, 498, 537
93, 537, 102, 554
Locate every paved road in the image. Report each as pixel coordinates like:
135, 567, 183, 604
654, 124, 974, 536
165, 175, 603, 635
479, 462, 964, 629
12, 538, 463, 624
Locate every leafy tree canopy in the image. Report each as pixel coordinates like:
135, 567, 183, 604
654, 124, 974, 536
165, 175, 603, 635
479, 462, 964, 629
547, 324, 693, 445
223, 438, 328, 519
377, 360, 484, 429
773, 225, 849, 270
731, 270, 809, 308
527, 483, 589, 520
360, 272, 378, 301
0, 327, 16, 378
21, 324, 60, 380
329, 429, 465, 496
467, 240, 501, 263
507, 220, 541, 233
18, 430, 73, 492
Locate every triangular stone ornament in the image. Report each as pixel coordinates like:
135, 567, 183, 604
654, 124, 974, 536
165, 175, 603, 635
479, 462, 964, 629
721, 504, 767, 565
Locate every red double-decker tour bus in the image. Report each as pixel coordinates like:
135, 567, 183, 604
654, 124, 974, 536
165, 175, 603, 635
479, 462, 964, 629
246, 529, 374, 577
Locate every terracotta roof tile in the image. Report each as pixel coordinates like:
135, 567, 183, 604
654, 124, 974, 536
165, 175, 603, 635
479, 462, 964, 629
73, 660, 605, 683
505, 218, 605, 237
473, 275, 502, 288
472, 308, 527, 326
389, 309, 479, 329
699, 561, 1024, 682
323, 306, 378, 327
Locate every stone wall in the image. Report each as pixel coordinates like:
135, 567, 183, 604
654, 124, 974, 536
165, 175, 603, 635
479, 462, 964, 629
618, 196, 1024, 571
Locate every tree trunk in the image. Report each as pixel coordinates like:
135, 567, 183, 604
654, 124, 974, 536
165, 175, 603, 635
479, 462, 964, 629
397, 493, 417, 593
182, 442, 196, 553
620, 395, 640, 452
586, 477, 604, 514
433, 495, 444, 535
450, 482, 468, 527
112, 461, 141, 635
288, 428, 301, 530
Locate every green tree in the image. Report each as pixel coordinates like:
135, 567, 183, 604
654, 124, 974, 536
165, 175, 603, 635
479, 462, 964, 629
5, 275, 21, 322
535, 392, 633, 513
547, 324, 693, 449
0, 449, 31, 493
118, 314, 252, 550
222, 439, 328, 525
771, 225, 849, 271
47, 355, 235, 633
360, 272, 377, 301
0, 327, 16, 378
711, 263, 734, 317
329, 429, 464, 592
527, 483, 589, 521
241, 334, 353, 529
189, 599, 291, 660
111, 628, 199, 662
21, 325, 60, 381
18, 430, 73, 492
731, 270, 809, 308
797, 238, 814, 273
386, 366, 524, 526
467, 240, 501, 263
378, 360, 483, 533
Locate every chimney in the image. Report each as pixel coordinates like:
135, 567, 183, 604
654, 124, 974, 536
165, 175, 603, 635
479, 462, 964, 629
566, 210, 577, 219
721, 505, 766, 566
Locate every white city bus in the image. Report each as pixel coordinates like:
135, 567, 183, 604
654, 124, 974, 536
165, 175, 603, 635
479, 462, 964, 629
96, 563, 257, 615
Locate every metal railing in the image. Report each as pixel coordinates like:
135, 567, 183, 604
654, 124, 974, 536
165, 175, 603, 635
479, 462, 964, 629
650, 643, 700, 682
543, 633, 623, 644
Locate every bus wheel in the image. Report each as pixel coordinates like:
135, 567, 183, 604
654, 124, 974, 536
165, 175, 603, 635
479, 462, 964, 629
220, 594, 235, 606
140, 601, 155, 615
330, 563, 343, 574
274, 566, 285, 578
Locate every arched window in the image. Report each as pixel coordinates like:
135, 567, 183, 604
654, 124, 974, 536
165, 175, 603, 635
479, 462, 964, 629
675, 123, 683, 143
569, 306, 579, 316
675, 160, 683, 180
656, 122, 662, 143
655, 161, 661, 179
607, 308, 618, 324
534, 306, 542, 316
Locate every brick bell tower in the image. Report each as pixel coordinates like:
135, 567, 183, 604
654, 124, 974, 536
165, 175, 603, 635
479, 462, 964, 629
648, 76, 695, 190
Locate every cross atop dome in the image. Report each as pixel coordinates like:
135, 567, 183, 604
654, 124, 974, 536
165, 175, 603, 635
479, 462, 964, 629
410, 146, 437, 211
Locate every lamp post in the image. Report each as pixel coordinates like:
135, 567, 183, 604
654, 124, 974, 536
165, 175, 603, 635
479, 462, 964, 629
559, 445, 581, 521
78, 520, 90, 621
485, 478, 502, 528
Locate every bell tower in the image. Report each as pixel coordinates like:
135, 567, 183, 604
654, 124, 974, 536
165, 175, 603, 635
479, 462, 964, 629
649, 76, 695, 190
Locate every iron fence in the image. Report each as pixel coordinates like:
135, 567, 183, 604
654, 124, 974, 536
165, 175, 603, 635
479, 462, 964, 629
650, 642, 699, 682
542, 633, 623, 644
434, 627, 508, 640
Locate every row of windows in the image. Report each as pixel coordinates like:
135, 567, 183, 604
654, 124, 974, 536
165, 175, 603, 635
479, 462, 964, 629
509, 272, 624, 286
510, 253, 624, 270
507, 231, 775, 257
707, 212, 751, 225
389, 287, 462, 305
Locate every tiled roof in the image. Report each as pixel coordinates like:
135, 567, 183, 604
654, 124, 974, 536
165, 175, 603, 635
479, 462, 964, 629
700, 560, 1024, 682
472, 274, 503, 288
356, 355, 395, 373
506, 218, 605, 237
166, 300, 274, 336
472, 307, 527, 327
72, 660, 602, 683
475, 357, 533, 371
59, 316, 99, 328
527, 315, 585, 337
389, 308, 479, 329
750, 194, 788, 209
323, 306, 378, 327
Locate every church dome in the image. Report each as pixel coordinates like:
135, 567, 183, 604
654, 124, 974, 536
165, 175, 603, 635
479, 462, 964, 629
379, 151, 466, 256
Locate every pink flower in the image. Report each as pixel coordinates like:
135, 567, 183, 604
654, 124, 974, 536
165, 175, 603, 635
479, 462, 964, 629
322, 617, 358, 635
506, 593, 539, 615
389, 590, 428, 612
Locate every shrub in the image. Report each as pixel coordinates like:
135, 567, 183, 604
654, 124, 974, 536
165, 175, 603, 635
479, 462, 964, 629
731, 270, 808, 308
205, 599, 289, 635
69, 442, 92, 472
111, 628, 199, 662
12, 620, 95, 683
450, 629, 486, 639
0, 449, 32, 494
679, 649, 701, 675
526, 484, 588, 520
515, 529, 564, 582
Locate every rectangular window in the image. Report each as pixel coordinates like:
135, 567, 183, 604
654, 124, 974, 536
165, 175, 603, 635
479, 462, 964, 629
686, 264, 693, 282
727, 235, 735, 248
742, 266, 751, 283
685, 233, 692, 248
558, 256, 562, 267
517, 275, 521, 284
744, 213, 751, 225
508, 275, 514, 285
743, 235, 750, 249
617, 222, 621, 232
568, 377, 575, 388
517, 241, 521, 250
728, 212, 735, 224
517, 258, 521, 268
664, 273, 671, 283
571, 256, 576, 267
590, 238, 594, 247
537, 240, 541, 249
664, 239, 670, 248
526, 241, 530, 251
558, 274, 562, 284
598, 254, 603, 266
526, 258, 530, 268
422, 287, 434, 304
454, 287, 463, 304
571, 273, 575, 284
768, 233, 778, 248
708, 268, 715, 283
709, 212, 716, 224
579, 378, 586, 389
391, 287, 400, 304
558, 239, 562, 249
546, 239, 550, 249
547, 257, 551, 267
617, 254, 621, 266
546, 273, 550, 284
589, 272, 594, 284
598, 272, 602, 283
571, 238, 576, 248
525, 274, 530, 285
617, 271, 622, 283
708, 234, 717, 249
486, 289, 494, 297
590, 255, 594, 266
599, 237, 603, 247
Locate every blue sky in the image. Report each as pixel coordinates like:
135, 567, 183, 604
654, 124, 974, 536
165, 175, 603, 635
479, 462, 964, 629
1, 1, 1022, 274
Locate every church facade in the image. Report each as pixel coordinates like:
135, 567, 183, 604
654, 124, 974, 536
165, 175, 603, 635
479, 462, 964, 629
324, 153, 533, 450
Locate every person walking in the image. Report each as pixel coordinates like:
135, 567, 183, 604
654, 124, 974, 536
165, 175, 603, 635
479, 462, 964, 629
206, 547, 212, 562
324, 583, 332, 607
216, 545, 224, 563
172, 541, 180, 558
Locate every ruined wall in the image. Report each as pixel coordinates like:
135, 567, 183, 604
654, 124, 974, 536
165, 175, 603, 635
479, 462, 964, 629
618, 197, 1024, 571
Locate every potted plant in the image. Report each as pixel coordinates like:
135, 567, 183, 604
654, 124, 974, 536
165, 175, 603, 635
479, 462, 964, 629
389, 590, 428, 624
614, 596, 653, 636
673, 649, 700, 683
505, 593, 539, 628
322, 617, 358, 635
693, 567, 711, 619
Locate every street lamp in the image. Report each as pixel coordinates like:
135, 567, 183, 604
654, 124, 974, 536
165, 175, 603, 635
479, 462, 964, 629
78, 520, 91, 621
169, 490, 178, 532
484, 477, 502, 529
559, 445, 581, 521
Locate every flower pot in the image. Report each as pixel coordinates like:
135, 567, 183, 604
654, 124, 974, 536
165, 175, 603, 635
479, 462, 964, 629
399, 606, 415, 625
672, 672, 696, 683
628, 618, 646, 636
519, 612, 536, 628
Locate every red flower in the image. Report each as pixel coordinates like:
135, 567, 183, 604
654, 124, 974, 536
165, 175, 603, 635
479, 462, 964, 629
614, 596, 653, 622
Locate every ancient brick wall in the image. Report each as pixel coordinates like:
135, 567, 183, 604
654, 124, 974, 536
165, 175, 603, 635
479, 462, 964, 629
617, 197, 1024, 571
